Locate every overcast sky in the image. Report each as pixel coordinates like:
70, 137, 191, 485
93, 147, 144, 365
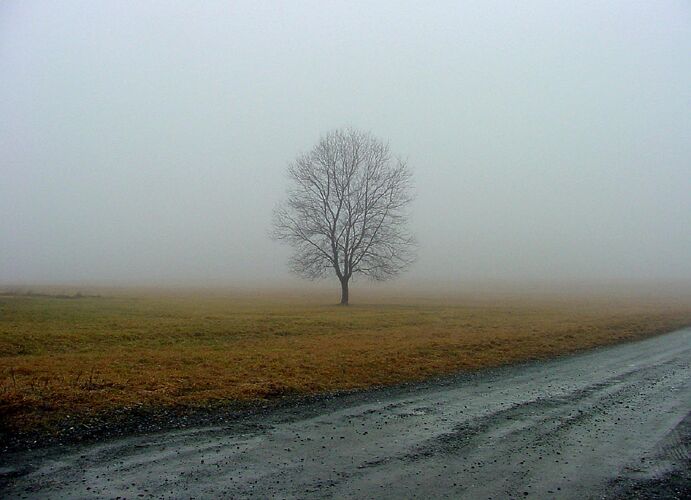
1, 1, 690, 290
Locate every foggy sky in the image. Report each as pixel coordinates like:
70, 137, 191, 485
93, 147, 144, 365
2, 1, 690, 289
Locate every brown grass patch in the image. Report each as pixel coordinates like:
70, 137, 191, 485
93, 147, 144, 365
1, 290, 689, 433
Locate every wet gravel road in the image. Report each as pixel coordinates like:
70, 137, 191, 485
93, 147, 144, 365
2, 327, 690, 499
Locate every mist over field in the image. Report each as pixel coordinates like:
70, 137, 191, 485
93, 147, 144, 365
2, 0, 690, 291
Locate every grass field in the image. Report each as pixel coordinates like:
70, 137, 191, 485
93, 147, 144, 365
1, 288, 690, 434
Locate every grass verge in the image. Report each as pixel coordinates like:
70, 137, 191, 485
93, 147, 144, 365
1, 289, 690, 436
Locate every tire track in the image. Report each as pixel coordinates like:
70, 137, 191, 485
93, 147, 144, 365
2, 327, 690, 499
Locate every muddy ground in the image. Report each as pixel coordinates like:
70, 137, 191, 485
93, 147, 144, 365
1, 327, 689, 499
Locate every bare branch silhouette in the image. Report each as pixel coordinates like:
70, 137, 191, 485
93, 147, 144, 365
273, 128, 416, 304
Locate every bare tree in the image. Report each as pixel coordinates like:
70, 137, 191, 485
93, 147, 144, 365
273, 128, 416, 305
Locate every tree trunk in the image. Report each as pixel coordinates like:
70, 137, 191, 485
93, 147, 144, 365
340, 278, 349, 306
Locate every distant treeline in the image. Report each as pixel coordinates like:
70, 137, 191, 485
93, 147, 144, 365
0, 290, 101, 299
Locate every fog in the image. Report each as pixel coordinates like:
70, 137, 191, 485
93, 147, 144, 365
2, 1, 690, 292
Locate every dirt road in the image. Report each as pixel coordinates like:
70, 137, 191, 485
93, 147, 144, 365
2, 327, 689, 499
